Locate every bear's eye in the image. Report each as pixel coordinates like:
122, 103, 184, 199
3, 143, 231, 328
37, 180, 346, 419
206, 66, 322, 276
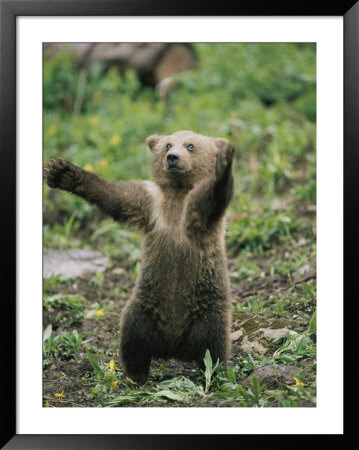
165, 143, 172, 151
187, 144, 194, 151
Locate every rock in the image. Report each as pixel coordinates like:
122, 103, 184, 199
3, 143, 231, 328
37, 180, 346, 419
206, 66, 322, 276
231, 313, 296, 358
297, 237, 307, 246
292, 264, 315, 282
241, 364, 298, 389
43, 248, 108, 280
230, 329, 243, 341
111, 267, 127, 276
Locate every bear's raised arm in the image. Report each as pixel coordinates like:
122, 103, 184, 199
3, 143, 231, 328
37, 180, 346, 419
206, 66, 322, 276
45, 158, 152, 230
186, 142, 234, 230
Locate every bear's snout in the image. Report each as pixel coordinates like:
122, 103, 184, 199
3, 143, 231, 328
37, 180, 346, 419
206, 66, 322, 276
167, 153, 179, 167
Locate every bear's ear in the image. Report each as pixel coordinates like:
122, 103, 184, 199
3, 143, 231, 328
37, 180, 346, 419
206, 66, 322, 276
146, 134, 161, 151
213, 137, 234, 155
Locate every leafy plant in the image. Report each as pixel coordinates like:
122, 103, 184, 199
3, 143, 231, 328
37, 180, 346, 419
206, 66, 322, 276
59, 330, 83, 359
43, 327, 84, 361
43, 274, 64, 291
43, 293, 87, 325
308, 309, 316, 334
237, 298, 266, 314
203, 349, 222, 393
43, 324, 58, 357
273, 331, 316, 361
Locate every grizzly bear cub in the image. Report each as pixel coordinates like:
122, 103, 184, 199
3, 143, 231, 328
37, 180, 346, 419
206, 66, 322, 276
45, 130, 234, 384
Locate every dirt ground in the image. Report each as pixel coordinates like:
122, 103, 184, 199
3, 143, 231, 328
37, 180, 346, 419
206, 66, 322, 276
43, 239, 316, 408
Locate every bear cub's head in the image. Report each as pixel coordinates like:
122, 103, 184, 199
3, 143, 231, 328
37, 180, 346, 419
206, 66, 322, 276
146, 130, 231, 187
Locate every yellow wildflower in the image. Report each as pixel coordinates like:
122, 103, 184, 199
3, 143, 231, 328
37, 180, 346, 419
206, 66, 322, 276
54, 390, 65, 399
105, 359, 119, 372
90, 116, 100, 126
83, 163, 94, 173
95, 158, 108, 169
94, 308, 104, 317
110, 135, 122, 146
48, 125, 58, 136
44, 400, 50, 407
59, 236, 68, 247
111, 380, 118, 389
292, 377, 307, 387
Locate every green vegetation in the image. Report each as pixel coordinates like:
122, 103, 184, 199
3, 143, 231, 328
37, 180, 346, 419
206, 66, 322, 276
43, 43, 316, 408
43, 293, 87, 325
61, 344, 315, 407
43, 325, 84, 362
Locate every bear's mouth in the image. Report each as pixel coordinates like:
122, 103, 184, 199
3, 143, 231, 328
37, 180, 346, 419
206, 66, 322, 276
166, 166, 184, 173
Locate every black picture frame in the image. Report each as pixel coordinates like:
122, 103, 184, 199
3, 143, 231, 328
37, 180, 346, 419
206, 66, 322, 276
1, 1, 356, 448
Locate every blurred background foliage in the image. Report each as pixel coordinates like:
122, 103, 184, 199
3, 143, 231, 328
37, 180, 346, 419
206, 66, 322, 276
43, 43, 316, 264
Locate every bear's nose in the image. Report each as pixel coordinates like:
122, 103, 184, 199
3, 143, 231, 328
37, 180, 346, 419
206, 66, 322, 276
167, 153, 179, 166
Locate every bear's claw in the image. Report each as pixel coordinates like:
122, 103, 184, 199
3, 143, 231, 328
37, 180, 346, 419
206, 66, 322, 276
45, 158, 78, 191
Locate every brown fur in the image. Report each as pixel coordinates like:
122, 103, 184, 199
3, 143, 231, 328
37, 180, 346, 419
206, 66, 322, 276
45, 130, 235, 384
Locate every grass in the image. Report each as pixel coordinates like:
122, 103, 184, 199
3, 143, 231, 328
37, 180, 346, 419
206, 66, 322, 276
68, 344, 316, 407
43, 43, 316, 408
43, 43, 316, 250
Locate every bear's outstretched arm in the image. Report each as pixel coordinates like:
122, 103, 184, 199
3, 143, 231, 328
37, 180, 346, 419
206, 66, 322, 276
186, 144, 234, 229
45, 158, 152, 230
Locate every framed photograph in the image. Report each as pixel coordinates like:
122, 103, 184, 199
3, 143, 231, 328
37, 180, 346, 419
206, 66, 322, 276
1, 0, 356, 448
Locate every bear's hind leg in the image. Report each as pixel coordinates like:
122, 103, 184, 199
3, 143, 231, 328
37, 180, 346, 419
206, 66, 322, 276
119, 306, 153, 385
120, 335, 151, 385
187, 316, 230, 370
